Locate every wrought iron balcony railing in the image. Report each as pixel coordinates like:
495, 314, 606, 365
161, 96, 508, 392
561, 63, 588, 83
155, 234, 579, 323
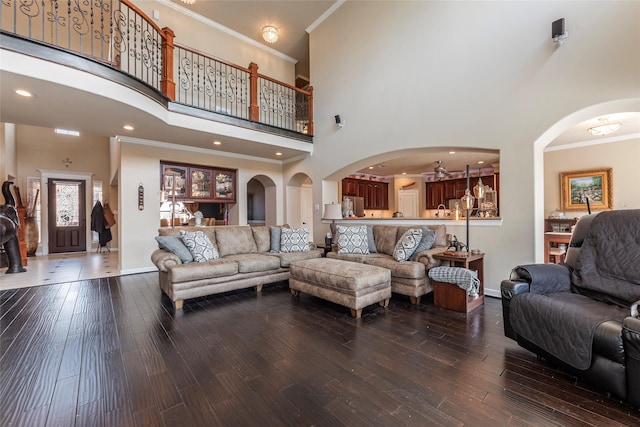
0, 0, 313, 137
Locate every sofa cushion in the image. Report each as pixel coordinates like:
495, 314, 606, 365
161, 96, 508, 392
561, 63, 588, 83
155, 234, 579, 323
280, 227, 310, 253
179, 230, 219, 262
268, 250, 322, 267
252, 226, 271, 253
168, 258, 238, 283
373, 225, 399, 256
364, 255, 427, 280
216, 226, 257, 257
427, 224, 447, 247
224, 254, 281, 273
336, 225, 370, 254
155, 234, 193, 263
393, 228, 423, 261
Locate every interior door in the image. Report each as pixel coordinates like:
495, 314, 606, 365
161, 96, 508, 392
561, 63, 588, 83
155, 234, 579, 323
398, 190, 419, 218
48, 179, 86, 253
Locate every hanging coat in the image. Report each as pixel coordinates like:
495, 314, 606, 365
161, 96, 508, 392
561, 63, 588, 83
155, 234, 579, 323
91, 201, 112, 247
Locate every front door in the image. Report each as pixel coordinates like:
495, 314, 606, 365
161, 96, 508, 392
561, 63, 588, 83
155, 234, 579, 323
48, 179, 87, 253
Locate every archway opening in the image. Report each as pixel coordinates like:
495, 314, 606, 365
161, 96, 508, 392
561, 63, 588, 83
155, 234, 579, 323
247, 174, 277, 226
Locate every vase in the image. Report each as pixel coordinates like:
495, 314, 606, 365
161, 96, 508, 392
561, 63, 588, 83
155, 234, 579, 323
24, 217, 38, 256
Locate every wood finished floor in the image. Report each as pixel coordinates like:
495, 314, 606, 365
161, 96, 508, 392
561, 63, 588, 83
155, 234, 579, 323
1, 274, 638, 426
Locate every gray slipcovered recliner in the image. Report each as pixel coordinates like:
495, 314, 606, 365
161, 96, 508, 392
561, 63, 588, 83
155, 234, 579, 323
501, 210, 640, 407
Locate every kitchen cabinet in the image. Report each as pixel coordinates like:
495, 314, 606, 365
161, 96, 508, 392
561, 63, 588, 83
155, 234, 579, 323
342, 178, 388, 210
425, 174, 499, 211
426, 181, 445, 209
161, 162, 237, 203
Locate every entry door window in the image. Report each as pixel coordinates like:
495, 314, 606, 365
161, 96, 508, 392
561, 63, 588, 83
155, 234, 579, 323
48, 179, 86, 253
55, 182, 81, 227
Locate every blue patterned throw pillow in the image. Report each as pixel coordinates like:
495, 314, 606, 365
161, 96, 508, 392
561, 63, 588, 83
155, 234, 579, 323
280, 227, 310, 253
393, 228, 423, 262
337, 225, 370, 254
179, 230, 219, 262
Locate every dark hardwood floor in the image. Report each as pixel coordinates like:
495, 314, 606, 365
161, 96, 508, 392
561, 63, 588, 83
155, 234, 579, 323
1, 274, 638, 426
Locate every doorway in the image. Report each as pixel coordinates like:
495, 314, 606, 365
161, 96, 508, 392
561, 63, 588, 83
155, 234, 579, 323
398, 189, 419, 218
47, 179, 87, 253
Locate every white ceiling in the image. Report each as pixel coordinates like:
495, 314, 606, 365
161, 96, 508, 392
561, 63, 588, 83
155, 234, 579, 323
2, 1, 638, 171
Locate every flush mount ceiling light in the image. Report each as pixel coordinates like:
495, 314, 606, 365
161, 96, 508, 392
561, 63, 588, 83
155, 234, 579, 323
123, 125, 134, 131
262, 25, 279, 44
587, 117, 622, 136
180, 0, 196, 5
15, 89, 32, 97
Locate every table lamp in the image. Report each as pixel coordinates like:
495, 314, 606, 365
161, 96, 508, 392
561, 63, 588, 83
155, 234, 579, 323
324, 203, 343, 245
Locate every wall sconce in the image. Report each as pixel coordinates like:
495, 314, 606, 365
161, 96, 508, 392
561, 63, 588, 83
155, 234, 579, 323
62, 157, 72, 168
552, 18, 568, 47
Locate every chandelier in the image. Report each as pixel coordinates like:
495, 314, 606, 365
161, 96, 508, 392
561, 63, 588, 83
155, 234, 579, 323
262, 26, 279, 44
587, 117, 621, 136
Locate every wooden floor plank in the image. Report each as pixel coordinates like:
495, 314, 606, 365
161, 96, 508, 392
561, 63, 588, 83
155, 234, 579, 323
0, 274, 638, 426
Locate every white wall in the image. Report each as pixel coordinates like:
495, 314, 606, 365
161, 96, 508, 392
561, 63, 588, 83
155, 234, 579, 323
544, 139, 640, 216
289, 0, 640, 295
1, 123, 17, 181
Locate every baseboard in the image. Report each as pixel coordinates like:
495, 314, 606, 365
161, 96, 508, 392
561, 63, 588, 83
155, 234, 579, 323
120, 266, 157, 275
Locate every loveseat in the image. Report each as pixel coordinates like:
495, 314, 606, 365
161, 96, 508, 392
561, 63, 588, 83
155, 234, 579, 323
327, 224, 449, 304
151, 225, 322, 310
501, 210, 640, 407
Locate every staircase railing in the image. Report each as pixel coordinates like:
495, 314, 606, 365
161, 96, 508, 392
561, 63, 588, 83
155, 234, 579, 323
0, 0, 313, 136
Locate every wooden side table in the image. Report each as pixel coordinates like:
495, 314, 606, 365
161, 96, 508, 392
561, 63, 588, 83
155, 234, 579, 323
431, 252, 485, 312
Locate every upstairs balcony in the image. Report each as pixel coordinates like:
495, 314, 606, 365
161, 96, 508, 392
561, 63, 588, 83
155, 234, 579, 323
0, 0, 313, 145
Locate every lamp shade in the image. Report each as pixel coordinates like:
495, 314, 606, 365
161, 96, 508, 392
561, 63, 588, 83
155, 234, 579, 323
324, 203, 343, 220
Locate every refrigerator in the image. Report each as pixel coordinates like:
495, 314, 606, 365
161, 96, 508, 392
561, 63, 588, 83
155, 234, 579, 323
343, 196, 365, 217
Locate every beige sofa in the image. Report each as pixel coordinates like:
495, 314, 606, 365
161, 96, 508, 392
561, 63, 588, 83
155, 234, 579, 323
151, 225, 322, 309
327, 224, 448, 304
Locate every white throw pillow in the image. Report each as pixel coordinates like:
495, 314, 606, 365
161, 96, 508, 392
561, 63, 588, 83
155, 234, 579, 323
393, 228, 423, 262
280, 227, 310, 253
337, 225, 370, 255
179, 230, 219, 262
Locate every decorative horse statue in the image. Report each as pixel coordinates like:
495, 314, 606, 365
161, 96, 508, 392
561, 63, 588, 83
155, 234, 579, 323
0, 181, 26, 273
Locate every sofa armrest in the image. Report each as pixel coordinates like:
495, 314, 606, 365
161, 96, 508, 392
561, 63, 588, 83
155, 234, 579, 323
415, 246, 448, 269
501, 279, 530, 340
151, 248, 182, 272
623, 316, 640, 407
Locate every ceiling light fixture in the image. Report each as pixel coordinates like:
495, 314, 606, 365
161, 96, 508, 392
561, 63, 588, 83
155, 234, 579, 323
275, 152, 282, 156
213, 141, 221, 145
262, 25, 279, 44
123, 125, 134, 131
180, 0, 196, 5
587, 117, 621, 136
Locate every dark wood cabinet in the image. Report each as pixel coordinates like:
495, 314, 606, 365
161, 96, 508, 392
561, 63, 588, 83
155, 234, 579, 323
425, 181, 445, 209
425, 174, 499, 211
342, 178, 388, 210
161, 162, 237, 203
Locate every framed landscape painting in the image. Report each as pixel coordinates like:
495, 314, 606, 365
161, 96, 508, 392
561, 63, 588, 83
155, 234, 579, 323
560, 168, 613, 211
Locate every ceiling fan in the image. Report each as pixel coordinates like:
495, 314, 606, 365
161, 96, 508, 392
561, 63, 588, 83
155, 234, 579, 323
433, 160, 453, 179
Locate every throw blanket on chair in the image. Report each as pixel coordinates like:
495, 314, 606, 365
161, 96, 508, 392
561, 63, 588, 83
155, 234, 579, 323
428, 266, 479, 297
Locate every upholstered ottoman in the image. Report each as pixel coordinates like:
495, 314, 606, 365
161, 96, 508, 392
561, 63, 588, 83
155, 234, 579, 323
289, 258, 391, 319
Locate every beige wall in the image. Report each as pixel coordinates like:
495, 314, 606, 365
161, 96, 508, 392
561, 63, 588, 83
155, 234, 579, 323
544, 139, 640, 217
1, 123, 17, 181
292, 0, 640, 295
15, 124, 117, 251
136, 1, 295, 84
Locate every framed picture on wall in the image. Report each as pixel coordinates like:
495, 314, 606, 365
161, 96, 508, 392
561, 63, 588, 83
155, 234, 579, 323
213, 168, 237, 203
560, 168, 613, 211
